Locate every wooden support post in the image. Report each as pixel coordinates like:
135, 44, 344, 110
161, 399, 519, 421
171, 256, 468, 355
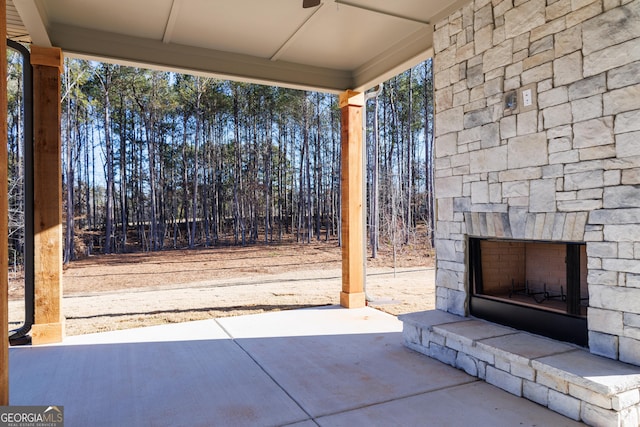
1, 0, 9, 406
30, 46, 64, 345
339, 90, 366, 308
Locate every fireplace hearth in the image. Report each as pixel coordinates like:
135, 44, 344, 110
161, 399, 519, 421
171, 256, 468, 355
469, 238, 588, 346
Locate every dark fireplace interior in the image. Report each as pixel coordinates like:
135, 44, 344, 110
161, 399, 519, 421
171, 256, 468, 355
469, 238, 588, 346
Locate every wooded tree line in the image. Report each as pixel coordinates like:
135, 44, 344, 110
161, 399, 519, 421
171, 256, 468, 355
7, 49, 27, 271
7, 52, 434, 265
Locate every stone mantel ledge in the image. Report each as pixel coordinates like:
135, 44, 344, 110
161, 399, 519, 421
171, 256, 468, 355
400, 310, 640, 425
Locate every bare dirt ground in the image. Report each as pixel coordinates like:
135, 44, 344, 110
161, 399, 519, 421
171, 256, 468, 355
9, 240, 435, 336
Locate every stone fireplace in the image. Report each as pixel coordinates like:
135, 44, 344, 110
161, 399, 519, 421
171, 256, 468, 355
431, 0, 640, 366
401, 0, 640, 424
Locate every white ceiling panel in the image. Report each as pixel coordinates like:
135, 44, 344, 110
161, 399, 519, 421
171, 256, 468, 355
169, 0, 318, 58
277, 3, 425, 70
14, 0, 472, 92
41, 0, 174, 40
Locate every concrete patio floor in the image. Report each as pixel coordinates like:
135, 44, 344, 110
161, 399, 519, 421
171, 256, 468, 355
9, 306, 584, 426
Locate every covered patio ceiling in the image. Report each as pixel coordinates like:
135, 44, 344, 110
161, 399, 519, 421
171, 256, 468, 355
9, 0, 469, 92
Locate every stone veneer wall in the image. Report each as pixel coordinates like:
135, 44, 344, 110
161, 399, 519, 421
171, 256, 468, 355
432, 0, 640, 366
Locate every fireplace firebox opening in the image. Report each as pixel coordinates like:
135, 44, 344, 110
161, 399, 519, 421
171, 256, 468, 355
469, 238, 588, 346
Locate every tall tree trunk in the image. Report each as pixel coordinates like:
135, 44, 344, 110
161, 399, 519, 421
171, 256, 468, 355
297, 118, 305, 243
314, 93, 321, 240
102, 67, 115, 254
147, 128, 158, 251
304, 94, 311, 243
181, 114, 190, 246
190, 78, 202, 248
406, 68, 413, 244
332, 104, 342, 246
84, 110, 91, 236
203, 124, 212, 247
91, 128, 97, 250
232, 84, 243, 245
265, 114, 273, 243
277, 117, 284, 241
64, 66, 74, 263
424, 60, 435, 247
371, 92, 380, 258
119, 98, 128, 251
149, 78, 159, 251
170, 117, 178, 248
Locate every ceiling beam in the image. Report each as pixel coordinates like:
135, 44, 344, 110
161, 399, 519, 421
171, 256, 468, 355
270, 3, 324, 62
12, 0, 51, 46
350, 0, 474, 91
51, 24, 353, 93
334, 0, 430, 25
352, 26, 433, 92
162, 0, 182, 44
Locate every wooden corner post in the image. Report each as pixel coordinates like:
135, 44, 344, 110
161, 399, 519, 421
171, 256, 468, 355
339, 90, 366, 308
1, 0, 9, 405
30, 45, 65, 345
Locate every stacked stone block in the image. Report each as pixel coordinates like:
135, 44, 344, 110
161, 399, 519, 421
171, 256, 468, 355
401, 311, 640, 426
433, 0, 640, 365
